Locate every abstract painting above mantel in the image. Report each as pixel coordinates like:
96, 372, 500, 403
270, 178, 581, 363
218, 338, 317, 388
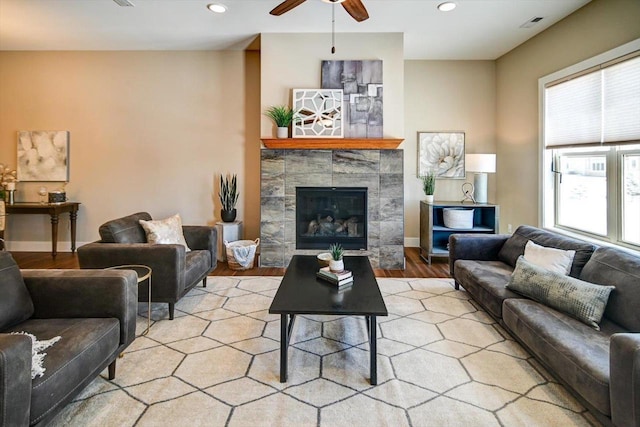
292, 89, 343, 138
322, 60, 383, 139
17, 131, 70, 182
418, 131, 465, 179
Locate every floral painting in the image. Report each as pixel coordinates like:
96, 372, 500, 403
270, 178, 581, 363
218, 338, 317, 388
418, 132, 465, 179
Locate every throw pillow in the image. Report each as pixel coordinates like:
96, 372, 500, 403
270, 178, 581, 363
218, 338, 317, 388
524, 240, 575, 275
139, 214, 191, 252
507, 256, 614, 330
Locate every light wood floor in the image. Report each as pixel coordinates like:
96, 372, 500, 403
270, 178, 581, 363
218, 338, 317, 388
10, 247, 451, 278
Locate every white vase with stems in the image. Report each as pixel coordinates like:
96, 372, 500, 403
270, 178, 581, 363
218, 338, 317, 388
264, 105, 293, 139
329, 243, 345, 273
421, 172, 436, 204
329, 259, 344, 273
276, 127, 288, 138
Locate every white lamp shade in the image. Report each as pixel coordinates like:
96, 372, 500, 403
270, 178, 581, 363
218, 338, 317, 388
466, 154, 496, 173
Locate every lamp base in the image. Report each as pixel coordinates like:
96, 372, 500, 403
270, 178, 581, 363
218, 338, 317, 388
473, 173, 488, 204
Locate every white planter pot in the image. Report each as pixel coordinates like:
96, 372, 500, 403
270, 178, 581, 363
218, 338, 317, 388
424, 195, 434, 204
276, 127, 288, 138
329, 259, 344, 273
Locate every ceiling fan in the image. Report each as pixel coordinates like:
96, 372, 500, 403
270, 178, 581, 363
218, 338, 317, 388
270, 0, 369, 22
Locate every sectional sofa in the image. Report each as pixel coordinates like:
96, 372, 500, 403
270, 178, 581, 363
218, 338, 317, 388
449, 225, 640, 427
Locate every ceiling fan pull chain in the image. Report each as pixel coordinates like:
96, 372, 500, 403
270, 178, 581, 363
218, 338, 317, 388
331, 2, 336, 54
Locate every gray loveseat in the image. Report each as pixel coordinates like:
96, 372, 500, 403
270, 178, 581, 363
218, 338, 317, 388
78, 212, 217, 320
450, 225, 640, 427
0, 251, 138, 426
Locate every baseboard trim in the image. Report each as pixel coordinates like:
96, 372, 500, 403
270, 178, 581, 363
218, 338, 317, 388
4, 241, 92, 252
404, 237, 419, 248
7, 239, 420, 252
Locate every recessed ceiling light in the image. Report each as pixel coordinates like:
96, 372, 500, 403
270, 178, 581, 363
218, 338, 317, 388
437, 2, 456, 12
207, 3, 227, 13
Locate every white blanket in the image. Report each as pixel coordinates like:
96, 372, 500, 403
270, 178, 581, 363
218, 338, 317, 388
11, 332, 61, 379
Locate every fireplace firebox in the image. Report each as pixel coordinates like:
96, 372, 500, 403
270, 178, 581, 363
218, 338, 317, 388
296, 187, 367, 250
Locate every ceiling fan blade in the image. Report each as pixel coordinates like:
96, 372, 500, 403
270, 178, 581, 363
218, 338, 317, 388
270, 0, 307, 16
342, 0, 369, 22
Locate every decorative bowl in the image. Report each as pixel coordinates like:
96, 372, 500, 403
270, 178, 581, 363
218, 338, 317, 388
317, 252, 332, 267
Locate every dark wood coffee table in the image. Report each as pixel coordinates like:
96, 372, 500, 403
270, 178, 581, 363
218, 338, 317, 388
269, 255, 388, 385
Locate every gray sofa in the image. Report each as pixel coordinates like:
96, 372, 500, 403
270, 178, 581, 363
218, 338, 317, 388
0, 251, 138, 426
450, 225, 640, 427
78, 212, 217, 320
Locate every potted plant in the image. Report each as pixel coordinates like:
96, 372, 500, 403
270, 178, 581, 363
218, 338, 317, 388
264, 105, 294, 138
420, 171, 436, 204
328, 243, 344, 272
219, 173, 239, 222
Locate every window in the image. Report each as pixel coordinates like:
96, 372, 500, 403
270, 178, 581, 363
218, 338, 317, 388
555, 148, 607, 236
622, 150, 640, 245
541, 44, 640, 251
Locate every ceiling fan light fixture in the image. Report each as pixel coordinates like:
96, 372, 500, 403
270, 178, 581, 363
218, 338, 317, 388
437, 2, 456, 12
321, 0, 347, 3
207, 3, 227, 13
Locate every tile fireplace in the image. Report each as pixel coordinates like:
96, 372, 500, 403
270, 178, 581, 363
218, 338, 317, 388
260, 149, 404, 269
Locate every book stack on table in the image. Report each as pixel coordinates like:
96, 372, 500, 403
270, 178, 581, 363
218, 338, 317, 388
316, 266, 353, 286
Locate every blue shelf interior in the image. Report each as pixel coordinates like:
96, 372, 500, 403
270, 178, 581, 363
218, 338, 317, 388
432, 205, 497, 253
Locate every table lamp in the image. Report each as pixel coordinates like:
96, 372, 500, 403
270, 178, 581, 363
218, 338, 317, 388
465, 154, 496, 204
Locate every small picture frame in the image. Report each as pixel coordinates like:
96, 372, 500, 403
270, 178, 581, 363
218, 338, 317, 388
292, 89, 343, 138
17, 131, 70, 182
417, 131, 465, 179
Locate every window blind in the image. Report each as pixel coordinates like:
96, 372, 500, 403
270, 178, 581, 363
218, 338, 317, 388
603, 55, 640, 143
545, 52, 640, 148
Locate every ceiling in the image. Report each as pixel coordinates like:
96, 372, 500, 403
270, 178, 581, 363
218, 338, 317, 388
0, 0, 591, 59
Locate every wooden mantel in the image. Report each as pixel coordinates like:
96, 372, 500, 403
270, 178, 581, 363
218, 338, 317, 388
261, 138, 404, 150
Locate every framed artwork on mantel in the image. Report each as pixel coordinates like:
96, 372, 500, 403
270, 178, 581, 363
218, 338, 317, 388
417, 131, 465, 179
17, 130, 70, 182
321, 60, 383, 138
292, 89, 343, 138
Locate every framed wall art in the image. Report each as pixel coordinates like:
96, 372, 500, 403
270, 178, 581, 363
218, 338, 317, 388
292, 89, 343, 138
321, 60, 383, 138
17, 131, 70, 182
418, 131, 465, 179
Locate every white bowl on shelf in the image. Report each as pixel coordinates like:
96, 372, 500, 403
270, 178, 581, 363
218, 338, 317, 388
443, 208, 474, 229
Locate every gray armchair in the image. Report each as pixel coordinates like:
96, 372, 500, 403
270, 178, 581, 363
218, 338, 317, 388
0, 251, 138, 426
78, 212, 218, 319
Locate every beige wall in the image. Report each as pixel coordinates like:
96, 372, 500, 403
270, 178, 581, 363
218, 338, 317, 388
0, 51, 262, 250
404, 60, 496, 243
260, 33, 404, 138
495, 0, 640, 232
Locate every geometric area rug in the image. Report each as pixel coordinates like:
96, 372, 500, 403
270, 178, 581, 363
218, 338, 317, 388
49, 277, 599, 426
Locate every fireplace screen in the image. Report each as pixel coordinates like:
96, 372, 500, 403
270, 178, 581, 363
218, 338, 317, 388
296, 187, 367, 250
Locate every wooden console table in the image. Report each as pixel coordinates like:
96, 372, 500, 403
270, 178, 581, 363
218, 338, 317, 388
5, 202, 81, 257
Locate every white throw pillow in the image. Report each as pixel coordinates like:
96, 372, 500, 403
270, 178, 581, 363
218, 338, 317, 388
523, 240, 575, 275
139, 214, 191, 252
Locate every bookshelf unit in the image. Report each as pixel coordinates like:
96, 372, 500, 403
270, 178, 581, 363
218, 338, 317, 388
420, 201, 499, 264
